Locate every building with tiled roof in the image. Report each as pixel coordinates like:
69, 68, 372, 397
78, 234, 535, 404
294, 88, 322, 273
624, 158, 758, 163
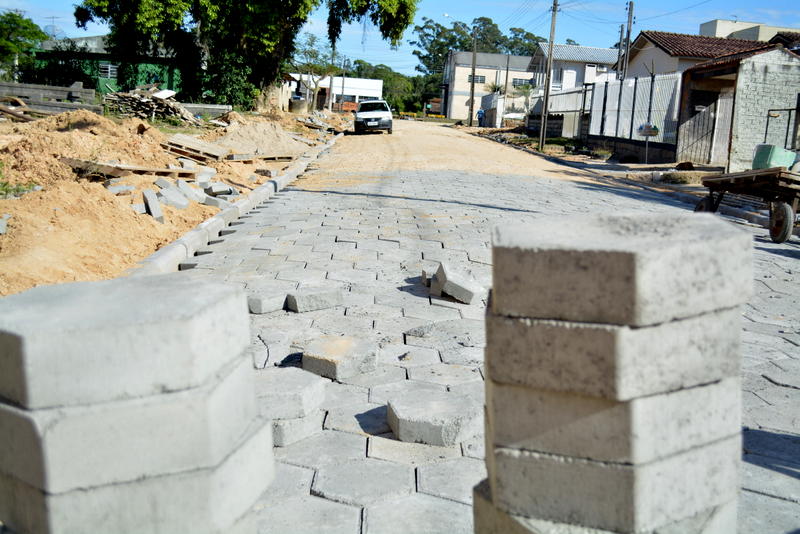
769, 32, 800, 52
623, 30, 767, 78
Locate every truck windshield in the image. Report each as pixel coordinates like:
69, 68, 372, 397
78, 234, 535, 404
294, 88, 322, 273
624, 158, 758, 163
359, 102, 389, 112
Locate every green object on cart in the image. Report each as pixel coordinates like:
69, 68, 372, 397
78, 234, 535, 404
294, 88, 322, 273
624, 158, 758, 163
752, 144, 797, 170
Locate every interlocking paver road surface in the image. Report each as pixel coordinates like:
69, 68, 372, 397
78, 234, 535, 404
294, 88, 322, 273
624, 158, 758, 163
180, 121, 799, 534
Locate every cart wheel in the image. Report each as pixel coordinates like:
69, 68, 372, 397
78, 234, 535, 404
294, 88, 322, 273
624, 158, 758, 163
769, 202, 794, 243
694, 196, 714, 212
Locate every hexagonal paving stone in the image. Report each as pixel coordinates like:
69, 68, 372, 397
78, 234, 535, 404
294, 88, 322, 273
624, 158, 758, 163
440, 346, 484, 366
387, 390, 482, 446
274, 430, 366, 470
311, 458, 414, 506
369, 379, 447, 405
254, 462, 313, 502
378, 344, 441, 369
407, 364, 482, 387
404, 319, 485, 351
253, 367, 326, 420
364, 493, 472, 534
367, 435, 461, 466
461, 434, 486, 460
418, 457, 487, 505
255, 495, 361, 534
324, 403, 390, 436
339, 365, 407, 388
448, 380, 485, 402
325, 381, 369, 408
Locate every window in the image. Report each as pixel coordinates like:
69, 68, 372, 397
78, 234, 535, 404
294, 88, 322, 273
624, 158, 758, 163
512, 78, 531, 87
597, 65, 608, 72
99, 63, 118, 79
467, 75, 486, 84
553, 68, 563, 84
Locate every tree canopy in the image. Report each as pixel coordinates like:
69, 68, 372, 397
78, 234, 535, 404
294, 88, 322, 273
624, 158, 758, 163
74, 0, 419, 105
0, 11, 48, 79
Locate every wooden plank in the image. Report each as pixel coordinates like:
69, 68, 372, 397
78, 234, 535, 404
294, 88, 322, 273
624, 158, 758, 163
0, 81, 95, 102
0, 104, 34, 122
167, 134, 229, 159
24, 100, 102, 114
60, 158, 133, 178
161, 144, 210, 163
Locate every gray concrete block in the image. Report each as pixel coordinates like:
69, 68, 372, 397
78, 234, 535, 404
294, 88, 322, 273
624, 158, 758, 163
324, 403, 389, 436
378, 344, 441, 369
0, 418, 274, 534
142, 189, 164, 223
407, 363, 483, 387
473, 480, 737, 534
311, 458, 414, 506
154, 177, 173, 190
273, 430, 366, 470
138, 242, 188, 274
218, 206, 240, 224
176, 179, 207, 202
205, 182, 232, 196
0, 274, 250, 409
302, 335, 378, 380
158, 187, 190, 209
490, 436, 740, 533
486, 308, 741, 400
491, 213, 753, 326
369, 379, 446, 405
435, 263, 483, 304
247, 293, 287, 314
487, 378, 740, 464
202, 194, 233, 209
387, 390, 482, 447
178, 158, 197, 169
418, 457, 487, 505
364, 493, 473, 534
273, 410, 325, 447
198, 216, 225, 239
0, 358, 256, 493
254, 367, 326, 420
131, 203, 146, 214
106, 184, 134, 195
286, 289, 344, 312
174, 228, 209, 257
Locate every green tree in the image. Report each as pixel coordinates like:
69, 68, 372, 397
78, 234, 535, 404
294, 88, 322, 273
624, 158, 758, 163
470, 17, 505, 54
565, 38, 580, 45
18, 39, 99, 88
291, 32, 338, 111
74, 0, 419, 106
503, 27, 546, 55
408, 17, 470, 76
0, 11, 48, 80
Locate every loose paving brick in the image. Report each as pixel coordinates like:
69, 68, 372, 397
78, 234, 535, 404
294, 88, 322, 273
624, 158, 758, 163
274, 430, 366, 470
273, 410, 326, 447
253, 367, 326, 420
418, 457, 487, 505
378, 344, 441, 369
286, 289, 345, 312
302, 335, 378, 380
367, 435, 461, 466
388, 390, 482, 447
311, 458, 414, 506
324, 403, 390, 436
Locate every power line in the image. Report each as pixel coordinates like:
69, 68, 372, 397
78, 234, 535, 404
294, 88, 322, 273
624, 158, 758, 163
638, 0, 713, 21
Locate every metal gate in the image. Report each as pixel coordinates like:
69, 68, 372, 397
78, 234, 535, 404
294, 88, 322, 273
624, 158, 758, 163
677, 90, 720, 164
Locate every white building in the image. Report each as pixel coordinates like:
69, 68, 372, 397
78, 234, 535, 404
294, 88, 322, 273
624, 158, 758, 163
700, 19, 800, 42
290, 74, 383, 109
528, 43, 619, 93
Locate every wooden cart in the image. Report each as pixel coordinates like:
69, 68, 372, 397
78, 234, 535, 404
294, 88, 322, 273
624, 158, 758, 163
696, 166, 800, 243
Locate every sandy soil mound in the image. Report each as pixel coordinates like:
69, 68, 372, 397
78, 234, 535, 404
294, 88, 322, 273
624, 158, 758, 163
212, 119, 308, 157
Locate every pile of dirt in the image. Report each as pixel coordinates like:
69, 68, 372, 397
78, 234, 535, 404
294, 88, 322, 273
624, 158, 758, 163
210, 118, 308, 157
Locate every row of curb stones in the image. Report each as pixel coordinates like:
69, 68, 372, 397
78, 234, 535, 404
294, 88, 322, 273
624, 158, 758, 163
127, 134, 343, 277
476, 212, 753, 533
0, 275, 274, 533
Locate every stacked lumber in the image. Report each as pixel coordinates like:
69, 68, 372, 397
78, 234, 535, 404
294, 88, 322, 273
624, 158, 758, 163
162, 134, 231, 163
103, 87, 202, 126
60, 157, 199, 180
0, 97, 58, 122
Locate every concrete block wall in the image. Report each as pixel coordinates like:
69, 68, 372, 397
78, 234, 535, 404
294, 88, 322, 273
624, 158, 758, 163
0, 275, 274, 533
730, 49, 800, 172
477, 213, 752, 533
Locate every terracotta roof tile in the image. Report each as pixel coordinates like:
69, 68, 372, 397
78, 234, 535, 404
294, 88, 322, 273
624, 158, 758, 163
641, 31, 766, 58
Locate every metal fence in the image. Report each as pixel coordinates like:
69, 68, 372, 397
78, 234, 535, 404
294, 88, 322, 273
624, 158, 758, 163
588, 73, 682, 144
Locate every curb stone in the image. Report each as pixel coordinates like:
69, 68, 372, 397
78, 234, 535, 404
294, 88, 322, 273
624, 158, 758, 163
127, 133, 343, 277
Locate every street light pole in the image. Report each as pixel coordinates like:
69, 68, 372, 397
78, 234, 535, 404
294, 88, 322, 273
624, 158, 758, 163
539, 0, 559, 151
468, 26, 477, 127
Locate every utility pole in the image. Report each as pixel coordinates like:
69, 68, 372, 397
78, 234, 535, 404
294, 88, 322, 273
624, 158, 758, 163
327, 45, 336, 112
538, 0, 559, 151
617, 24, 625, 80
340, 58, 348, 112
468, 26, 478, 127
623, 1, 634, 79
503, 54, 511, 95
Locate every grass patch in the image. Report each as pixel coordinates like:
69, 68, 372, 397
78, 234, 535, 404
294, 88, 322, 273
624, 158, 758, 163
0, 181, 39, 199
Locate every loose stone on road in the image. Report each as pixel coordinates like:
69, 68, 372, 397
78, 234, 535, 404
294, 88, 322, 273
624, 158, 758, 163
178, 120, 799, 534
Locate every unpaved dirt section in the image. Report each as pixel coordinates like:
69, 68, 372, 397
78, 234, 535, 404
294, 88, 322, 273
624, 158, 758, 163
295, 120, 598, 191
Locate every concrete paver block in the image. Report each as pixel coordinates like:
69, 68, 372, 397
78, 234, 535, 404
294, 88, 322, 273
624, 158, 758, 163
368, 435, 461, 466
473, 480, 737, 534
273, 409, 325, 447
407, 363, 483, 387
364, 493, 473, 534
368, 379, 446, 405
388, 390, 482, 446
404, 319, 486, 351
487, 378, 740, 463
418, 457, 487, 505
0, 418, 274, 534
338, 365, 407, 388
311, 458, 414, 506
490, 436, 740, 533
491, 214, 753, 326
248, 293, 287, 314
324, 403, 390, 436
255, 462, 313, 501
202, 194, 232, 209
378, 344, 441, 368
274, 430, 367, 470
253, 367, 326, 420
177, 179, 207, 202
434, 263, 483, 304
142, 189, 164, 222
253, 495, 361, 534
158, 187, 190, 209
0, 275, 250, 409
302, 335, 378, 380
0, 358, 255, 493
287, 289, 344, 312
486, 309, 741, 400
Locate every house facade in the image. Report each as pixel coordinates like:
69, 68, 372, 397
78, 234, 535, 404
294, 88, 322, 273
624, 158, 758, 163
441, 52, 534, 121
623, 31, 765, 78
528, 43, 618, 92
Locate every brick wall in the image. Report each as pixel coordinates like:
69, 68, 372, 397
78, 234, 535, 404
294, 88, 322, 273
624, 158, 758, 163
730, 49, 800, 172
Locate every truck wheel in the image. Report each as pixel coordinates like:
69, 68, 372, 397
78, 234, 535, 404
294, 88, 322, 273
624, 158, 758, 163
769, 202, 794, 243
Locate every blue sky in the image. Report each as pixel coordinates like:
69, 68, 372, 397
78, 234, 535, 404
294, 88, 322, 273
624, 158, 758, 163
3, 0, 799, 75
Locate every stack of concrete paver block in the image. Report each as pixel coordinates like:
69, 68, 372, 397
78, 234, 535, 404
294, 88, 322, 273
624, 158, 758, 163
254, 367, 327, 447
0, 275, 274, 534
478, 213, 753, 534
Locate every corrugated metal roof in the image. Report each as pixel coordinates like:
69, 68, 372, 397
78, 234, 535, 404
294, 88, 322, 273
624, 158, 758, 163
533, 43, 619, 64
451, 51, 533, 70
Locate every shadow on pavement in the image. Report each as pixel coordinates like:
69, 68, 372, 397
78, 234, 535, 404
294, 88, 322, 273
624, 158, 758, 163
743, 427, 800, 479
